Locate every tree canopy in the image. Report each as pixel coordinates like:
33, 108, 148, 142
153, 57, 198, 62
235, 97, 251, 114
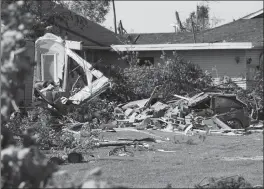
61, 1, 110, 24
183, 3, 223, 32
1, 0, 111, 39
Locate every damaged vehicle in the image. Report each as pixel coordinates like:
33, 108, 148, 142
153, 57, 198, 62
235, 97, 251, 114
33, 33, 111, 113
186, 92, 251, 129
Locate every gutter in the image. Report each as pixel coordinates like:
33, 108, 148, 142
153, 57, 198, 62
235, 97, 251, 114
111, 42, 253, 52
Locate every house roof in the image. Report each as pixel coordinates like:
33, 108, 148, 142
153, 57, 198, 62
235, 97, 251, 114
241, 8, 263, 19
41, 1, 121, 47
124, 17, 263, 47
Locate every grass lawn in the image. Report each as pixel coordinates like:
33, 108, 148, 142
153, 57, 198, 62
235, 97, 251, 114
58, 130, 263, 188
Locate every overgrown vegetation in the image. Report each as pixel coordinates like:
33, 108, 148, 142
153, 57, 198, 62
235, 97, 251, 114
107, 51, 213, 103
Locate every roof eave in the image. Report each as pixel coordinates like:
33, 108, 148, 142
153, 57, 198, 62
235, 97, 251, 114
111, 42, 253, 52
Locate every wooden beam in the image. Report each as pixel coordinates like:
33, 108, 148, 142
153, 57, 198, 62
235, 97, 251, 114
65, 40, 83, 50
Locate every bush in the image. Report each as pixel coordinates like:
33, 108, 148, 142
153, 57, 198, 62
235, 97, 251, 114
107, 51, 213, 103
65, 97, 117, 124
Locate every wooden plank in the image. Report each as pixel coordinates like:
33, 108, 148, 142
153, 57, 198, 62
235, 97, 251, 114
174, 94, 190, 101
96, 141, 136, 147
65, 40, 83, 50
62, 51, 69, 91
144, 85, 161, 108
66, 48, 104, 79
68, 76, 110, 105
212, 116, 232, 130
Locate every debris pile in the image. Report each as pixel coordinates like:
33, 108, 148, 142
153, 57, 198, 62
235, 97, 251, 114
113, 89, 263, 136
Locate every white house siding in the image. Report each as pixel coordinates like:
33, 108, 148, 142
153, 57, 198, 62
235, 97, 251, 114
245, 49, 263, 89
178, 49, 248, 89
136, 49, 249, 88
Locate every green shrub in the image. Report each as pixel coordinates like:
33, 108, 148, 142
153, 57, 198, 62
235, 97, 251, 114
108, 51, 213, 103
65, 97, 117, 124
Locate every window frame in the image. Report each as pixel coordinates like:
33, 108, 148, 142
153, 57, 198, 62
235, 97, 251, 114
40, 53, 58, 82
137, 57, 154, 66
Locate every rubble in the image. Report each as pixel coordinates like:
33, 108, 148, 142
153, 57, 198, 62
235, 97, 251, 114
112, 90, 263, 136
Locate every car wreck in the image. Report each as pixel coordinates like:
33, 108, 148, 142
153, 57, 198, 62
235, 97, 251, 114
185, 92, 251, 129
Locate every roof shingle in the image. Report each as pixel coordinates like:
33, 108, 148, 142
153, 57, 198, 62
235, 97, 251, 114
124, 18, 263, 47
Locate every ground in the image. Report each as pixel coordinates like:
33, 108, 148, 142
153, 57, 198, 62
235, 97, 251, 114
56, 129, 263, 188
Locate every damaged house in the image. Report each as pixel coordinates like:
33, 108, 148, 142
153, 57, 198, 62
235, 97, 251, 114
16, 1, 124, 106
112, 9, 263, 90
17, 7, 263, 108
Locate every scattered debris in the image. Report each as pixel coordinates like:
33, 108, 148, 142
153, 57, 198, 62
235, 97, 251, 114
113, 90, 262, 138
156, 149, 177, 153
108, 146, 134, 157
195, 175, 253, 188
221, 156, 263, 161
68, 152, 83, 163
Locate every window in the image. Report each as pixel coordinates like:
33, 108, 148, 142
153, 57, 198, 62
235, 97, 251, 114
214, 96, 243, 114
137, 57, 154, 66
41, 54, 58, 82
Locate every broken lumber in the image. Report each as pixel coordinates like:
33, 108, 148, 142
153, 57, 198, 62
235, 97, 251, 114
192, 129, 243, 136
212, 116, 232, 130
96, 141, 138, 147
118, 137, 156, 143
173, 94, 190, 101
144, 85, 161, 108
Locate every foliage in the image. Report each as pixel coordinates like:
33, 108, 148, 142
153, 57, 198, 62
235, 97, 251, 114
1, 126, 58, 188
1, 0, 35, 123
65, 97, 117, 124
2, 0, 111, 40
109, 51, 213, 103
1, 125, 128, 189
62, 0, 110, 23
183, 3, 223, 32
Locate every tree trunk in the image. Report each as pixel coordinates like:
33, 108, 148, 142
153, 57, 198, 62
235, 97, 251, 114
191, 15, 196, 43
112, 0, 117, 34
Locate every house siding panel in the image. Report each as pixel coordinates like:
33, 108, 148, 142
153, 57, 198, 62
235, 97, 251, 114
133, 49, 249, 88
135, 49, 247, 77
245, 49, 263, 89
178, 50, 247, 78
